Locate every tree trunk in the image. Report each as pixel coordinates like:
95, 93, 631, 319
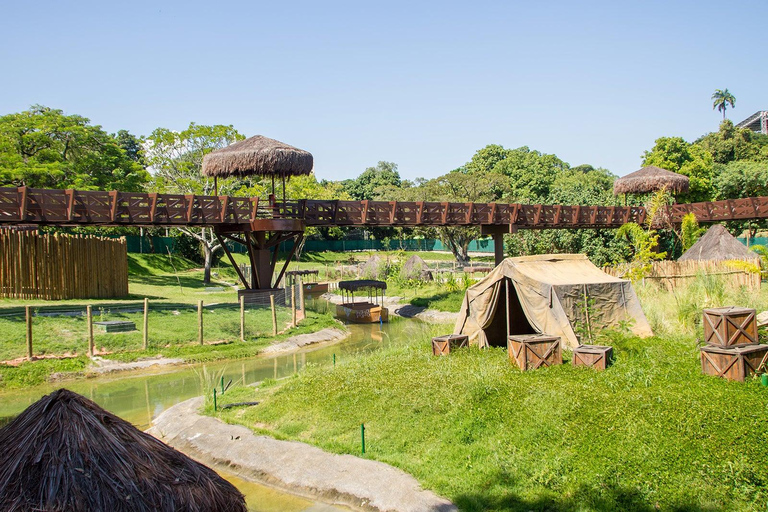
203, 244, 213, 284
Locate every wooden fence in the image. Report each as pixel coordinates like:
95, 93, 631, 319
0, 230, 128, 299
604, 259, 761, 291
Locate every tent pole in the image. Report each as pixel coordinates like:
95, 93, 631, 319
505, 279, 510, 342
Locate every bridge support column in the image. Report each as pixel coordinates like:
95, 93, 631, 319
481, 225, 518, 267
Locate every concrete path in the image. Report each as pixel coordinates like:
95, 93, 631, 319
149, 397, 457, 512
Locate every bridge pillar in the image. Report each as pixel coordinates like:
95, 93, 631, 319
481, 225, 518, 267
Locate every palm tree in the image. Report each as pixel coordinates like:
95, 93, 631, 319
712, 88, 736, 119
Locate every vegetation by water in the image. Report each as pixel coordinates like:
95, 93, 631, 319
212, 277, 768, 511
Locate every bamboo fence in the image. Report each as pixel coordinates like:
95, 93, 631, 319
0, 231, 128, 300
604, 259, 761, 291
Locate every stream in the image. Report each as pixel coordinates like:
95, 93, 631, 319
0, 305, 447, 511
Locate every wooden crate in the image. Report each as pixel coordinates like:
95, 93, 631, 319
432, 334, 469, 356
572, 345, 613, 370
703, 307, 758, 347
700, 344, 768, 382
508, 334, 562, 371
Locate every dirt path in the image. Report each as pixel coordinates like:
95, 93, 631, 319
149, 397, 457, 512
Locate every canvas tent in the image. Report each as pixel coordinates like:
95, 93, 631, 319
454, 254, 653, 348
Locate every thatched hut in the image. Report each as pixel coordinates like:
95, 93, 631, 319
613, 166, 690, 196
0, 389, 246, 512
360, 254, 386, 280
679, 224, 759, 263
202, 135, 313, 198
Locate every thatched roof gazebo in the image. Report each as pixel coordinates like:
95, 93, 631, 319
613, 166, 690, 197
0, 389, 246, 512
202, 135, 313, 199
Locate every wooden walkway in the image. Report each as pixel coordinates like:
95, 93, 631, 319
1, 187, 767, 229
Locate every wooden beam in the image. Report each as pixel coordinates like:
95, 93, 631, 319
17, 186, 27, 221
465, 203, 474, 224
416, 202, 424, 224
148, 193, 158, 222
273, 232, 303, 290
215, 232, 249, 289
109, 190, 119, 222
219, 195, 229, 223
441, 202, 449, 224
361, 200, 369, 224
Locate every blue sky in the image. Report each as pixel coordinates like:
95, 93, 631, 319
1, 0, 765, 183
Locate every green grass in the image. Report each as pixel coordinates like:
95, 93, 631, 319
0, 310, 340, 389
212, 282, 768, 511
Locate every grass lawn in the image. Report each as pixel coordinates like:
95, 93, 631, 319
211, 277, 768, 512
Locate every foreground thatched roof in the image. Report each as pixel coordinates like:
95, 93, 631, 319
339, 280, 387, 292
0, 389, 246, 512
613, 166, 690, 195
679, 224, 758, 262
202, 135, 313, 178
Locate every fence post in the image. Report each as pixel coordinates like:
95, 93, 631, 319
291, 285, 297, 328
87, 305, 94, 357
143, 298, 149, 350
198, 300, 204, 345
25, 305, 33, 360
270, 294, 277, 336
240, 295, 245, 342
299, 278, 305, 323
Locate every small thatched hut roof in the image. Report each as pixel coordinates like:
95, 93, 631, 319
339, 280, 387, 292
613, 166, 690, 195
202, 135, 313, 178
679, 224, 759, 263
400, 255, 433, 281
360, 254, 386, 280
286, 269, 319, 277
0, 389, 246, 512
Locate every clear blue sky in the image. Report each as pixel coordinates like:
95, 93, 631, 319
1, 0, 765, 183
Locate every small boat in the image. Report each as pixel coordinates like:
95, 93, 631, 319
335, 280, 388, 324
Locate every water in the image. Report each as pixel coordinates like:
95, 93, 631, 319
0, 310, 445, 511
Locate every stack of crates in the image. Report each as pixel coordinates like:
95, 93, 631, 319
699, 307, 767, 382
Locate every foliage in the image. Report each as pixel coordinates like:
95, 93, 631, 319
341, 161, 401, 200
493, 146, 570, 202
0, 105, 149, 191
697, 120, 768, 164
713, 160, 768, 200
711, 88, 736, 119
641, 136, 715, 203
145, 122, 245, 283
615, 223, 666, 281
680, 213, 705, 251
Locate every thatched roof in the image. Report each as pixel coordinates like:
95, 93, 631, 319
339, 280, 387, 292
400, 255, 433, 281
679, 224, 758, 262
0, 389, 246, 512
202, 135, 313, 178
360, 255, 386, 280
613, 166, 690, 195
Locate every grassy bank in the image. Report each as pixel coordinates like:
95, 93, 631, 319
0, 311, 340, 389
212, 278, 768, 511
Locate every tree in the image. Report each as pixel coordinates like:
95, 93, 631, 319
713, 160, 768, 200
642, 136, 715, 202
145, 123, 245, 283
696, 120, 768, 164
342, 161, 401, 200
0, 105, 149, 191
493, 146, 570, 202
114, 129, 146, 167
712, 88, 736, 119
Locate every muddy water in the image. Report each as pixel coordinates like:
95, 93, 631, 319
0, 311, 446, 511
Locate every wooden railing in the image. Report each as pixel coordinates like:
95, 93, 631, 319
1, 186, 768, 230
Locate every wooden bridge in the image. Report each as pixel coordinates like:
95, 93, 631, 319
2, 186, 767, 293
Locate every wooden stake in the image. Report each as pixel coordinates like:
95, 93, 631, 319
298, 278, 305, 322
240, 295, 245, 342
143, 298, 149, 350
291, 285, 297, 328
198, 300, 204, 345
270, 294, 277, 336
25, 305, 32, 360
87, 305, 94, 357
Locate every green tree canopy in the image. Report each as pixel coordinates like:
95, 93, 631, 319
0, 105, 149, 191
342, 161, 401, 200
713, 160, 768, 200
493, 146, 570, 202
696, 120, 768, 164
641, 136, 715, 202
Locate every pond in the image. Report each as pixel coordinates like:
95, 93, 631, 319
0, 308, 446, 511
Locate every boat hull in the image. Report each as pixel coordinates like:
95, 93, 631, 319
335, 302, 389, 323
